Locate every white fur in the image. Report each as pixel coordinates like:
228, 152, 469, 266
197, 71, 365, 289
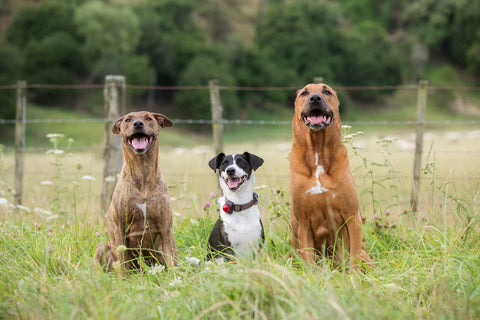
307, 153, 329, 195
218, 155, 263, 258
136, 202, 147, 228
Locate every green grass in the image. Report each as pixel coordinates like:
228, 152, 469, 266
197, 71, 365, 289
1, 126, 479, 319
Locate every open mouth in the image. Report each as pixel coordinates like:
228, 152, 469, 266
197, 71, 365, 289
127, 133, 154, 153
223, 175, 247, 190
302, 109, 333, 130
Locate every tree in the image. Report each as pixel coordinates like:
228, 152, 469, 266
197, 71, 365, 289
74, 1, 152, 84
174, 54, 238, 121
22, 32, 86, 103
403, 0, 480, 74
135, 0, 205, 86
256, 0, 406, 103
0, 44, 23, 119
6, 0, 77, 48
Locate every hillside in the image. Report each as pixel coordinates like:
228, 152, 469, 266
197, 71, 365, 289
0, 0, 478, 124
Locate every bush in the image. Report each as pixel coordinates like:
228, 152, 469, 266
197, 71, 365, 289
174, 55, 238, 121
0, 44, 24, 119
6, 0, 77, 47
21, 32, 85, 104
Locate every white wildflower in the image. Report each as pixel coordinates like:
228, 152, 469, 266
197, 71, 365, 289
34, 207, 51, 215
46, 149, 64, 155
81, 175, 96, 181
173, 212, 180, 217
185, 257, 201, 266
16, 205, 31, 213
169, 277, 182, 287
41, 181, 53, 185
46, 133, 65, 139
46, 215, 59, 221
0, 198, 7, 207
105, 176, 116, 183
148, 264, 165, 275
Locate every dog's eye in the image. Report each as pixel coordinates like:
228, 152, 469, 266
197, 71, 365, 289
323, 89, 332, 95
300, 90, 309, 96
125, 118, 131, 122
146, 117, 152, 121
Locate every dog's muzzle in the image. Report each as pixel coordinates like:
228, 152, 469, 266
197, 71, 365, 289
301, 94, 333, 130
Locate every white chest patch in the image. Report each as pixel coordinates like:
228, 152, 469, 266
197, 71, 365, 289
219, 197, 262, 258
307, 153, 329, 195
136, 202, 147, 228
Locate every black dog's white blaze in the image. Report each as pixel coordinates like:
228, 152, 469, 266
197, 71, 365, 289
207, 152, 264, 261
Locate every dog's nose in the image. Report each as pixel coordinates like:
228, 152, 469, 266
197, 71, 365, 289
226, 168, 236, 176
309, 94, 322, 104
133, 120, 144, 128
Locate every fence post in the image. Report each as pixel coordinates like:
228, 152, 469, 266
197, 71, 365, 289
15, 81, 27, 206
313, 77, 324, 83
101, 75, 126, 211
209, 79, 223, 155
411, 80, 428, 213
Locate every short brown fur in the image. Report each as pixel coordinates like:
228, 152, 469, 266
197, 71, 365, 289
95, 111, 177, 271
289, 83, 372, 271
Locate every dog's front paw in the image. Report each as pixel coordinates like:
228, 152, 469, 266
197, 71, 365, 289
94, 242, 119, 272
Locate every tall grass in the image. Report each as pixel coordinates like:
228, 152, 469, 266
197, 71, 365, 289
1, 131, 479, 319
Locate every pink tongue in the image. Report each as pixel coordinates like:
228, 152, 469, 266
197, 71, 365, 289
227, 178, 240, 189
310, 115, 325, 125
132, 137, 148, 149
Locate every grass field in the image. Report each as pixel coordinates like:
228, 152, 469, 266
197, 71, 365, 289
1, 124, 479, 319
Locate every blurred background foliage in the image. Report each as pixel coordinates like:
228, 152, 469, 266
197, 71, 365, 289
0, 0, 478, 120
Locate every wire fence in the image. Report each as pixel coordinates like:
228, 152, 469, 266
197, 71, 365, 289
1, 79, 479, 207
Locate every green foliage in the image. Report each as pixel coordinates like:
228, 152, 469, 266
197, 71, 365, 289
5, 0, 77, 47
403, 0, 480, 75
174, 54, 239, 120
229, 40, 293, 109
135, 0, 205, 86
23, 32, 86, 103
74, 1, 152, 84
256, 0, 343, 85
0, 44, 23, 118
0, 0, 478, 117
342, 22, 405, 100
256, 0, 406, 103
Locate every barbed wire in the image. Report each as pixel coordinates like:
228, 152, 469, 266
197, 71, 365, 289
1, 118, 480, 126
5, 169, 479, 182
1, 83, 480, 91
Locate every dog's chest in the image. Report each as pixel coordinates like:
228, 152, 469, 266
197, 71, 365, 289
220, 207, 262, 257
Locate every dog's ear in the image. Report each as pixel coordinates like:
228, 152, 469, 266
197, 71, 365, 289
243, 152, 264, 171
153, 113, 173, 128
208, 153, 225, 172
112, 116, 124, 134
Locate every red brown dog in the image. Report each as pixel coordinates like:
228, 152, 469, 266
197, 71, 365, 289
289, 83, 372, 271
95, 111, 177, 271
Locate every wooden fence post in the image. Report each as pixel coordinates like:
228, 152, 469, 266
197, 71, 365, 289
313, 77, 324, 83
15, 80, 27, 206
101, 75, 126, 211
209, 79, 223, 155
411, 80, 428, 213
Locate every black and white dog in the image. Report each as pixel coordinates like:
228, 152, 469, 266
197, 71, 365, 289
207, 152, 264, 261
